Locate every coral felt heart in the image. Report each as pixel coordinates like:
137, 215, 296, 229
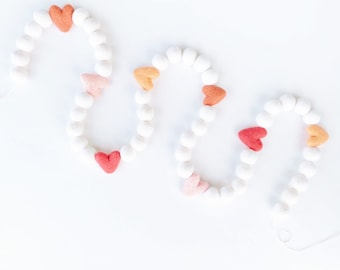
307, 125, 329, 147
49, 4, 74, 32
202, 85, 226, 106
81, 74, 110, 97
183, 173, 210, 196
95, 151, 121, 174
239, 127, 267, 152
134, 67, 160, 90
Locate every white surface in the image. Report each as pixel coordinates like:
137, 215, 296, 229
0, 0, 340, 269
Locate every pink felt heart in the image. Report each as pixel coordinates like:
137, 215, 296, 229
81, 74, 110, 97
239, 126, 267, 152
95, 151, 121, 174
183, 173, 210, 196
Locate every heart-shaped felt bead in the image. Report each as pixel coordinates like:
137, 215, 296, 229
239, 127, 267, 152
81, 74, 110, 97
49, 4, 74, 32
307, 125, 329, 147
202, 85, 227, 106
183, 173, 210, 196
134, 67, 160, 90
95, 151, 121, 174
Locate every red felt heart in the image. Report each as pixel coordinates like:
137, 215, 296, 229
182, 173, 210, 196
95, 151, 121, 174
239, 127, 267, 152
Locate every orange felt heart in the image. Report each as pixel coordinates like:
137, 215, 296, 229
134, 67, 160, 90
49, 4, 74, 32
307, 125, 329, 147
202, 85, 226, 106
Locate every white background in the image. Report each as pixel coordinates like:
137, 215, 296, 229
0, 0, 340, 269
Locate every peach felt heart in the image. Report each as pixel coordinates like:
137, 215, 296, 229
81, 74, 110, 97
307, 125, 329, 147
95, 151, 121, 174
202, 85, 226, 106
239, 127, 267, 152
183, 173, 210, 196
134, 67, 160, 90
49, 4, 74, 32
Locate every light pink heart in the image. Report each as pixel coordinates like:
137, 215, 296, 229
81, 74, 110, 97
182, 173, 210, 196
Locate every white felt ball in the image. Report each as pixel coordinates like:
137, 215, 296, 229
180, 130, 197, 148
70, 107, 87, 122
273, 202, 290, 218
94, 44, 112, 61
193, 55, 211, 72
81, 145, 97, 163
256, 111, 273, 128
294, 98, 312, 116
235, 163, 253, 180
66, 122, 84, 137
75, 92, 94, 109
70, 136, 88, 151
11, 50, 30, 67
203, 187, 220, 199
135, 89, 151, 104
264, 99, 282, 115
191, 119, 208, 136
83, 17, 101, 33
95, 61, 112, 77
72, 8, 90, 26
130, 135, 147, 152
220, 186, 235, 202
33, 10, 53, 28
16, 35, 34, 52
166, 46, 182, 64
24, 22, 43, 39
299, 161, 317, 178
137, 121, 154, 138
89, 30, 107, 46
303, 110, 321, 125
10, 67, 29, 85
240, 149, 258, 165
303, 147, 321, 162
152, 54, 169, 71
202, 69, 219, 85
120, 145, 137, 162
182, 48, 197, 66
137, 104, 154, 121
177, 162, 194, 178
281, 187, 299, 206
198, 106, 216, 122
290, 174, 309, 192
231, 178, 248, 194
280, 94, 296, 112
175, 146, 192, 162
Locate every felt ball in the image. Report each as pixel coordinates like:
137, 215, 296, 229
66, 122, 84, 137
70, 107, 87, 122
290, 174, 309, 192
94, 44, 112, 61
191, 119, 208, 136
193, 55, 211, 72
180, 130, 197, 148
231, 178, 248, 194
16, 35, 34, 52
33, 10, 53, 28
95, 61, 112, 77
220, 186, 235, 202
273, 202, 290, 218
137, 104, 154, 121
299, 161, 317, 178
137, 121, 154, 138
75, 92, 94, 109
264, 99, 282, 115
203, 187, 220, 199
202, 69, 219, 85
198, 106, 216, 122
294, 98, 311, 116
182, 47, 197, 66
175, 146, 192, 162
281, 187, 299, 206
256, 111, 273, 128
177, 162, 194, 178
135, 89, 151, 104
11, 50, 30, 67
235, 163, 253, 180
240, 149, 258, 165
152, 54, 169, 71
280, 94, 296, 112
166, 46, 182, 64
303, 147, 321, 162
72, 8, 90, 26
83, 17, 100, 33
120, 145, 137, 162
10, 67, 28, 85
70, 136, 88, 151
89, 30, 107, 46
303, 110, 321, 125
130, 135, 147, 152
24, 21, 43, 39
81, 145, 97, 162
